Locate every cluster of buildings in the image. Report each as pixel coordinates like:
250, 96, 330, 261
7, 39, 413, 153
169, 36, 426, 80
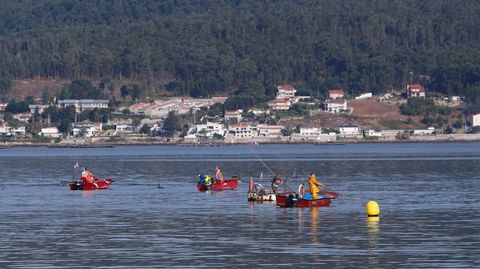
129, 97, 228, 118
3, 81, 480, 143
0, 99, 110, 138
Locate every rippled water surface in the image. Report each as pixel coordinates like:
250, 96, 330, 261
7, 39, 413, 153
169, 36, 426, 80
0, 143, 479, 268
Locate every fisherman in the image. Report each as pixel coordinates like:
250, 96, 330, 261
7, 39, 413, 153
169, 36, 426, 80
204, 175, 213, 187
81, 167, 95, 184
215, 166, 225, 184
308, 173, 324, 199
271, 173, 282, 193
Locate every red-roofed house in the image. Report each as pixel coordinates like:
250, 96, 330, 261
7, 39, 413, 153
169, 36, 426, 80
277, 84, 296, 99
328, 89, 345, 99
406, 84, 425, 98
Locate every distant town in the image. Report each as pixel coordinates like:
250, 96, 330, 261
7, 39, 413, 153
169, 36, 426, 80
1, 81, 480, 146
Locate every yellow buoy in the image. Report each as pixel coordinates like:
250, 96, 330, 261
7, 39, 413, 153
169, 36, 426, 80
365, 200, 380, 217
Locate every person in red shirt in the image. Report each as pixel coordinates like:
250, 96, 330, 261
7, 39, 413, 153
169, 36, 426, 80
81, 167, 95, 184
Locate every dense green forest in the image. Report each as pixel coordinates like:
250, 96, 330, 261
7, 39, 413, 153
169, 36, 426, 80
1, 0, 480, 99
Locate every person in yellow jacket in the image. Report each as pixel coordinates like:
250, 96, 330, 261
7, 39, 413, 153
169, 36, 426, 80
308, 173, 324, 199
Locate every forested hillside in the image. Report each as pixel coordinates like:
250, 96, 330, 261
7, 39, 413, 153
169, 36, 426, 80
1, 0, 480, 98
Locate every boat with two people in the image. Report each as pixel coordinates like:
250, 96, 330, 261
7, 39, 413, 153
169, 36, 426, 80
197, 166, 239, 191
275, 173, 339, 207
69, 163, 114, 191
247, 173, 285, 202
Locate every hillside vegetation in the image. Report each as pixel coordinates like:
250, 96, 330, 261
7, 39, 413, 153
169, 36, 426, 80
1, 0, 480, 99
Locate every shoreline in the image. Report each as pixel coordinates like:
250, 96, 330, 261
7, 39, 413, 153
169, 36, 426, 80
1, 137, 479, 148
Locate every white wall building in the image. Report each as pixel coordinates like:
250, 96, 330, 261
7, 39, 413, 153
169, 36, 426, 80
471, 113, 480, 127
257, 124, 284, 137
268, 99, 292, 111
339, 125, 360, 136
413, 127, 435, 135
114, 124, 137, 135
355, 92, 373, 100
363, 129, 383, 137
41, 127, 62, 138
299, 127, 322, 136
195, 122, 225, 138
224, 110, 243, 122
29, 104, 50, 114
58, 99, 109, 113
229, 123, 256, 138
248, 108, 270, 115
325, 99, 347, 113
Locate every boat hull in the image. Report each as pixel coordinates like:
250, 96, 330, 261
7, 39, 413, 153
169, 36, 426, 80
69, 178, 113, 191
197, 179, 238, 191
247, 192, 276, 201
276, 190, 339, 207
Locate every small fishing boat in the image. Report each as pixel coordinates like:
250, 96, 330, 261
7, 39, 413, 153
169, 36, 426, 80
247, 179, 276, 202
276, 184, 339, 207
68, 163, 114, 191
69, 178, 114, 191
197, 178, 239, 191
197, 166, 239, 191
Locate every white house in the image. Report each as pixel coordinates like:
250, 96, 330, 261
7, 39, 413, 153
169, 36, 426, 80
413, 127, 435, 135
13, 113, 31, 123
276, 84, 296, 100
73, 123, 102, 137
268, 99, 292, 111
224, 110, 243, 122
325, 99, 347, 113
471, 113, 480, 127
29, 104, 50, 114
257, 124, 284, 137
58, 99, 109, 113
195, 122, 225, 138
114, 124, 137, 135
339, 125, 360, 136
406, 84, 425, 98
228, 123, 256, 138
248, 108, 270, 115
363, 129, 383, 137
299, 127, 322, 136
41, 127, 62, 138
328, 89, 345, 99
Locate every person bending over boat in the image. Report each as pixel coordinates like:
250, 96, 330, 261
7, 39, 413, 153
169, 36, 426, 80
215, 166, 225, 184
271, 174, 283, 193
308, 173, 324, 199
81, 167, 95, 184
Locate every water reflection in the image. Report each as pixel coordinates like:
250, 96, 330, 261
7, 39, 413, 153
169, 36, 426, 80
310, 208, 320, 245
367, 216, 380, 267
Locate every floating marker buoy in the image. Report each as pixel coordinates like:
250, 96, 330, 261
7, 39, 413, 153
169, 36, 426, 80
366, 200, 380, 217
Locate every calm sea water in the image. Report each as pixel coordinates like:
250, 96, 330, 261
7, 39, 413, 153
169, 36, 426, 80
0, 143, 479, 268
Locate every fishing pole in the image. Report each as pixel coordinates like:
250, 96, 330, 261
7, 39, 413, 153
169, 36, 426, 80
248, 143, 275, 176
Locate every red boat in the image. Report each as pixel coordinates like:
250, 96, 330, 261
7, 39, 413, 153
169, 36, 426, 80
69, 178, 114, 191
276, 189, 339, 207
197, 177, 239, 191
197, 166, 239, 191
